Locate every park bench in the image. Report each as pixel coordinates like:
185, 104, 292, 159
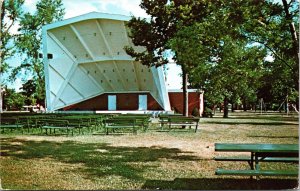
39, 119, 74, 136
159, 115, 200, 132
112, 115, 151, 131
104, 118, 138, 135
214, 143, 299, 178
58, 116, 92, 134
18, 115, 49, 133
0, 117, 24, 133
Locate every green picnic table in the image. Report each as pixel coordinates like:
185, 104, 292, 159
214, 143, 299, 177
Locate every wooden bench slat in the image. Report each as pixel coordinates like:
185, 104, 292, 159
214, 156, 299, 162
104, 118, 137, 135
215, 169, 298, 176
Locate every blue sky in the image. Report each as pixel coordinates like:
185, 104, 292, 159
7, 0, 182, 91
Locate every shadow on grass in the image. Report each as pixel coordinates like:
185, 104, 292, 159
248, 135, 299, 139
142, 177, 298, 190
232, 116, 299, 122
0, 137, 199, 181
205, 121, 297, 126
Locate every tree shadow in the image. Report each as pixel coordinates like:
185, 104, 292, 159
205, 121, 297, 126
0, 137, 200, 181
248, 135, 299, 139
142, 177, 298, 190
233, 116, 299, 122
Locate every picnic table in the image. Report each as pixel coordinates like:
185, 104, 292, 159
214, 143, 299, 177
159, 115, 200, 132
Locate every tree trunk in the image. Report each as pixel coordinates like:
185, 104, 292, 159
223, 96, 229, 118
242, 97, 247, 111
282, 0, 298, 58
182, 65, 189, 117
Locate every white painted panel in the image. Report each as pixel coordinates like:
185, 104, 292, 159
59, 84, 82, 105
113, 60, 139, 91
49, 67, 65, 95
83, 63, 113, 91
108, 95, 116, 110
96, 62, 124, 91
55, 100, 65, 109
69, 67, 100, 97
50, 26, 89, 61
50, 92, 56, 103
98, 19, 128, 56
138, 95, 147, 110
47, 36, 74, 76
73, 20, 108, 57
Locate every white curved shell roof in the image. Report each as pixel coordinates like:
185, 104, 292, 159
42, 12, 170, 111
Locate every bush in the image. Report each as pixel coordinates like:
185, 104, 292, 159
192, 107, 200, 117
202, 107, 213, 118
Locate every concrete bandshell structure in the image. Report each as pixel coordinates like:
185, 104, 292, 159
42, 12, 171, 112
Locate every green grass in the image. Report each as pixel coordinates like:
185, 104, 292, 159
0, 111, 298, 190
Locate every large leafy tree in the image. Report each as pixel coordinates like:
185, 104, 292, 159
125, 0, 221, 116
1, 0, 25, 112
2, 87, 26, 110
0, 0, 24, 74
10, 0, 65, 106
236, 0, 299, 106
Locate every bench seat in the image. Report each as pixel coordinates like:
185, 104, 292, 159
1, 117, 24, 133
214, 156, 299, 163
41, 126, 74, 136
215, 169, 298, 176
104, 118, 137, 135
0, 124, 23, 128
159, 115, 200, 132
168, 117, 200, 132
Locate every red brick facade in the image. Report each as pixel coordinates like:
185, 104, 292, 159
168, 92, 202, 116
63, 91, 203, 116
63, 93, 163, 111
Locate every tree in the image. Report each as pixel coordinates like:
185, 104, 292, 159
0, 0, 25, 112
0, 0, 24, 74
10, 0, 65, 106
2, 87, 26, 110
125, 0, 220, 116
237, 0, 299, 110
20, 79, 38, 105
237, 0, 299, 91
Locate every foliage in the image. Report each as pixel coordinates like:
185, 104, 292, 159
0, 0, 24, 74
10, 0, 65, 105
235, 0, 299, 103
20, 79, 38, 105
125, 0, 222, 116
191, 107, 199, 117
2, 88, 26, 110
167, 0, 299, 116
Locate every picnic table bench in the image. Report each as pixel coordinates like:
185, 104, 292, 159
58, 117, 92, 134
0, 117, 24, 133
159, 115, 200, 132
113, 115, 151, 131
214, 143, 299, 178
39, 119, 74, 136
104, 118, 139, 135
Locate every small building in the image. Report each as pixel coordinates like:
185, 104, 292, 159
42, 12, 203, 115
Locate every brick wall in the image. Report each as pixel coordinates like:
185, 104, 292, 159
168, 92, 202, 116
63, 93, 163, 111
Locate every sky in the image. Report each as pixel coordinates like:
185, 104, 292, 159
7, 0, 182, 91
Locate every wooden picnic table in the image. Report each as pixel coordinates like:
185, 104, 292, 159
214, 143, 299, 177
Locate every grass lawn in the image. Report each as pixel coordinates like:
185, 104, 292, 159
0, 111, 299, 190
